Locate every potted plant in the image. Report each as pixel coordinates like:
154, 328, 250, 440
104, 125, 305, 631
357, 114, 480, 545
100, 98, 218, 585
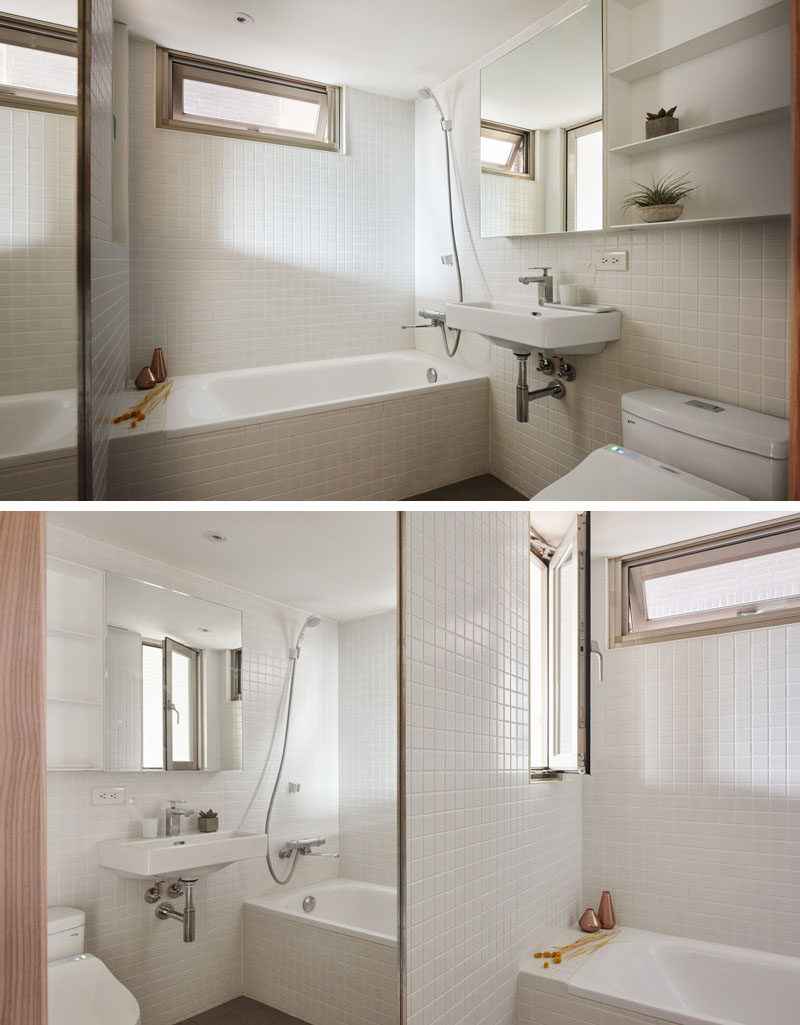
198, 809, 219, 833
621, 172, 697, 223
646, 106, 678, 139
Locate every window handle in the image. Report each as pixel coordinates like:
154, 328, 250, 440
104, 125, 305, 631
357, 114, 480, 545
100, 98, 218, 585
167, 701, 180, 724
590, 640, 604, 683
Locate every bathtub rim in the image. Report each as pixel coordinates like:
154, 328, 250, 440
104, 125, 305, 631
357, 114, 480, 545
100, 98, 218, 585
244, 878, 398, 948
520, 926, 800, 1025
0, 388, 77, 471
111, 350, 489, 442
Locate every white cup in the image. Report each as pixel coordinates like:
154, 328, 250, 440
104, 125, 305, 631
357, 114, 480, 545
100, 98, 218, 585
559, 283, 579, 305
141, 817, 159, 839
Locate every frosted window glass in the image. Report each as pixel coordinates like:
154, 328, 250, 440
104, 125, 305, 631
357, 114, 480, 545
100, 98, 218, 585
142, 644, 164, 769
0, 43, 77, 96
183, 78, 320, 133
170, 650, 192, 763
574, 126, 602, 231
644, 548, 800, 620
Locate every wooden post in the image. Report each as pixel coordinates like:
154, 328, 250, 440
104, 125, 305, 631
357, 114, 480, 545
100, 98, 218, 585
0, 513, 47, 1025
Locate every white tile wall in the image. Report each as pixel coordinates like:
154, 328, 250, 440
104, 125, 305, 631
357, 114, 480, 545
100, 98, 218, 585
107, 378, 489, 500
127, 40, 415, 380
403, 512, 582, 1025
89, 0, 129, 500
414, 0, 791, 496
339, 611, 398, 886
583, 558, 800, 959
0, 107, 77, 396
46, 524, 341, 1025
243, 903, 398, 1025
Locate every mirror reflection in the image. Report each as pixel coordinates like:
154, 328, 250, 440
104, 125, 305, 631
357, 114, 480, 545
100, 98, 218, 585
106, 573, 243, 772
0, 3, 79, 498
480, 0, 603, 237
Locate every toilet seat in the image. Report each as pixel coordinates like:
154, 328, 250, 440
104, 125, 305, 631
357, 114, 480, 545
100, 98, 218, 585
48, 954, 140, 1025
533, 445, 747, 501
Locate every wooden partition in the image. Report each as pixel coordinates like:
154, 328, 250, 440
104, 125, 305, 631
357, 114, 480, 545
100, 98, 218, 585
790, 0, 800, 499
0, 513, 47, 1025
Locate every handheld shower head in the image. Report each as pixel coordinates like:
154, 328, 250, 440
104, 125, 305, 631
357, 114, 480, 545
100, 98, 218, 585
290, 615, 322, 657
305, 616, 322, 629
418, 85, 450, 129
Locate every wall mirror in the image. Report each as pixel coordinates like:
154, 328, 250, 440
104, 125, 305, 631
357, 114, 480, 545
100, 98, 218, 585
480, 0, 603, 237
106, 573, 243, 772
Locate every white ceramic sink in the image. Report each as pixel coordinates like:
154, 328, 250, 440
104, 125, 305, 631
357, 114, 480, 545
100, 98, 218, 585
98, 830, 268, 879
445, 300, 621, 355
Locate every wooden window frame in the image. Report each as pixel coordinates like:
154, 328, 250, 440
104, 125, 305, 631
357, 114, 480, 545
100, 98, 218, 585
480, 119, 534, 179
157, 47, 341, 151
612, 516, 800, 647
0, 14, 77, 116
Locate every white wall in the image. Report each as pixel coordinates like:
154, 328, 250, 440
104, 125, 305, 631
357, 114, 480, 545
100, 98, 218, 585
126, 39, 415, 381
46, 524, 340, 1025
339, 610, 397, 886
0, 108, 77, 397
414, 0, 790, 496
583, 558, 800, 958
403, 511, 582, 1025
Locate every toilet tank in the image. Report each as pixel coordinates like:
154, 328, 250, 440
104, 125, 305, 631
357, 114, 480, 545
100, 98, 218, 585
47, 907, 85, 961
621, 389, 789, 500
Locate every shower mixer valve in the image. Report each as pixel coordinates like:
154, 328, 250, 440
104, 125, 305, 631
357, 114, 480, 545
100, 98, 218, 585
279, 836, 340, 859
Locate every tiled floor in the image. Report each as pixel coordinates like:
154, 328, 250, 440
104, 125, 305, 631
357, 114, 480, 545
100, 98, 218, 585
406, 474, 527, 500
176, 997, 310, 1025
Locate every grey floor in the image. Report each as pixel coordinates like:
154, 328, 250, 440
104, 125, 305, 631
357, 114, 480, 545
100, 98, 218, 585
176, 997, 310, 1025
407, 473, 527, 501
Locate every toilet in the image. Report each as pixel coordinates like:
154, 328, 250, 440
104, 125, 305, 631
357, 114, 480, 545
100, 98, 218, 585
534, 388, 789, 501
47, 907, 140, 1025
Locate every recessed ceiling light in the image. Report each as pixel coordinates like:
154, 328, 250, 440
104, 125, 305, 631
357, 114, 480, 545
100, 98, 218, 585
202, 530, 228, 544
233, 12, 254, 25
197, 627, 211, 633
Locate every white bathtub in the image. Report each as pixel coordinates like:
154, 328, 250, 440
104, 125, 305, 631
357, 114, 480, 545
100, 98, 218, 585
0, 388, 76, 470
519, 927, 800, 1025
244, 878, 398, 1025
113, 350, 486, 440
245, 877, 397, 947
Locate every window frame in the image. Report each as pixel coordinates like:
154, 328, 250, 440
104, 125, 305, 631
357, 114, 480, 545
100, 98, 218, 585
156, 47, 341, 151
611, 516, 800, 647
480, 119, 535, 179
164, 636, 200, 771
565, 117, 603, 232
530, 513, 590, 781
0, 14, 77, 116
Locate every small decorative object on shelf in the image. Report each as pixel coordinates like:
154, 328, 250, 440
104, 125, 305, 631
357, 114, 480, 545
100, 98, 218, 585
150, 347, 167, 383
598, 890, 616, 929
579, 907, 601, 933
646, 105, 679, 139
135, 366, 156, 390
198, 809, 219, 833
622, 171, 697, 222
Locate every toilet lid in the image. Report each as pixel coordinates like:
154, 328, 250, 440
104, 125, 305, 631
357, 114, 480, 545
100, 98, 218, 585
48, 955, 140, 1025
533, 445, 747, 501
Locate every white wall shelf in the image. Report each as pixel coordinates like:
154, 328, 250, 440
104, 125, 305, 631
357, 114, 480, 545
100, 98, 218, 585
46, 557, 106, 771
609, 106, 790, 156
609, 0, 789, 82
607, 213, 790, 231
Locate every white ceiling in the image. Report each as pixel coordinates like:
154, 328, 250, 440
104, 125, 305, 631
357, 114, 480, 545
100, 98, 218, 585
48, 511, 398, 622
21, 0, 564, 99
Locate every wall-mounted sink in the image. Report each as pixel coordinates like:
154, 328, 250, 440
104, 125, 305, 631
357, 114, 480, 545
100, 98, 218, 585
445, 301, 621, 355
98, 830, 268, 879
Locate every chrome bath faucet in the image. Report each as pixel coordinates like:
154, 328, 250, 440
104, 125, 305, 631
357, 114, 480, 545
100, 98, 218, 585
165, 800, 194, 837
518, 267, 554, 304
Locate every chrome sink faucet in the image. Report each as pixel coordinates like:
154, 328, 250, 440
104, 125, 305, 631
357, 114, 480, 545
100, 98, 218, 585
165, 800, 194, 837
518, 266, 554, 304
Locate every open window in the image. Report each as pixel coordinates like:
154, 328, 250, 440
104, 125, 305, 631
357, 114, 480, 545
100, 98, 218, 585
164, 637, 199, 771
613, 516, 800, 646
480, 120, 534, 178
0, 14, 77, 115
157, 48, 340, 151
565, 119, 602, 231
530, 513, 590, 780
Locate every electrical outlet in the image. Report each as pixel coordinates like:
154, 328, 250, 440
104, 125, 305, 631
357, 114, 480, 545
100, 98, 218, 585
92, 786, 126, 806
593, 250, 628, 271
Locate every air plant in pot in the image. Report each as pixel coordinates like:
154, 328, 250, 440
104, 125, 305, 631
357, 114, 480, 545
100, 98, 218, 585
198, 809, 219, 833
621, 172, 697, 223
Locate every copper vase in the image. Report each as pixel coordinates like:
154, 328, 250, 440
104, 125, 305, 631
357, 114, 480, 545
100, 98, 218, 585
578, 908, 601, 933
135, 366, 156, 390
150, 347, 167, 383
598, 890, 615, 929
